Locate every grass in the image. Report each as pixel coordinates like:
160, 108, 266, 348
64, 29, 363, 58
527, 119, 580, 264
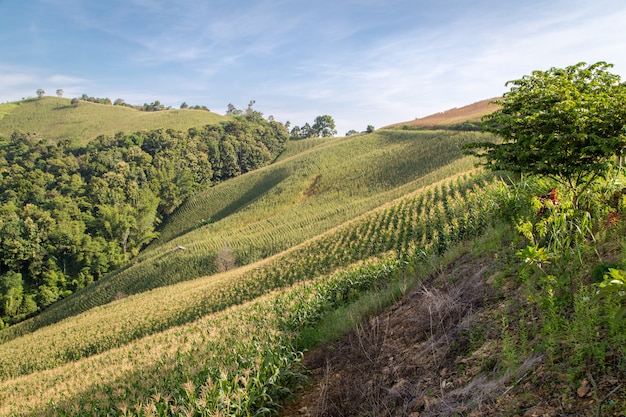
0, 97, 226, 143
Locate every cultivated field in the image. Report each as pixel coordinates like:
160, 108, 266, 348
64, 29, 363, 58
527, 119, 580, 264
0, 172, 502, 416
0, 97, 226, 143
0, 129, 489, 343
384, 98, 500, 129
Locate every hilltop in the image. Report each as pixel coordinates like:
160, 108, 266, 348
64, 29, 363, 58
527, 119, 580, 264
0, 96, 226, 143
384, 98, 500, 130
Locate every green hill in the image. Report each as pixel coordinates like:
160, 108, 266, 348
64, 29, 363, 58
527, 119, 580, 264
0, 97, 624, 416
0, 96, 226, 143
0, 128, 484, 343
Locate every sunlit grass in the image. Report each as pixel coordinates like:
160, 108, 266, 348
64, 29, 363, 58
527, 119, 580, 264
0, 97, 226, 143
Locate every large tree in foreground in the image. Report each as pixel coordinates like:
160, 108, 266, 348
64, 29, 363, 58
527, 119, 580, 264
465, 61, 626, 206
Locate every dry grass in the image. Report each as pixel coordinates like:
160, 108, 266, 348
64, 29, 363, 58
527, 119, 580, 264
282, 250, 503, 417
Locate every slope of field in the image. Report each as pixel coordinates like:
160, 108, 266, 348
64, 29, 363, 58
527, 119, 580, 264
0, 172, 500, 416
0, 129, 490, 344
0, 97, 226, 143
384, 98, 500, 129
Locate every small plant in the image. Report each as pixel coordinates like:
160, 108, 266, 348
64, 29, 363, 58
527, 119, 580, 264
595, 268, 626, 321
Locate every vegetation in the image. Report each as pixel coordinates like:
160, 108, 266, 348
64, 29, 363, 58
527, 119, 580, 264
0, 97, 227, 143
0, 115, 288, 327
0, 128, 482, 340
1, 62, 624, 415
464, 61, 626, 207
0, 173, 500, 415
289, 115, 337, 139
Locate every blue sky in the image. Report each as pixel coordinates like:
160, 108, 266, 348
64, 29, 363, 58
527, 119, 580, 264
1, 0, 626, 135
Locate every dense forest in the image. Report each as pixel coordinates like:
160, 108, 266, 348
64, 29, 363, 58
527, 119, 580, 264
0, 113, 288, 328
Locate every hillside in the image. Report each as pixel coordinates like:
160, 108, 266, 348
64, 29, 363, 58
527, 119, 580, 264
384, 98, 500, 129
0, 128, 483, 342
0, 96, 226, 143
0, 97, 624, 417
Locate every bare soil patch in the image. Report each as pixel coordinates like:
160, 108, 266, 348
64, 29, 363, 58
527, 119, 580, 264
281, 247, 626, 417
385, 98, 500, 129
282, 253, 511, 417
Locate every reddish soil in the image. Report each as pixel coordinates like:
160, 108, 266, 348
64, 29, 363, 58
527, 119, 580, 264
385, 98, 500, 129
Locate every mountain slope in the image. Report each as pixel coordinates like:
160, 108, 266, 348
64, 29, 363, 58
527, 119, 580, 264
0, 128, 489, 343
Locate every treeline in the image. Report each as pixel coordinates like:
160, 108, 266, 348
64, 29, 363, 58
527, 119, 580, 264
72, 95, 210, 112
0, 114, 288, 328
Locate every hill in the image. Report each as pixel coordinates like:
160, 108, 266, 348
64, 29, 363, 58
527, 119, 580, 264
0, 96, 226, 143
0, 128, 483, 342
384, 98, 500, 129
0, 100, 624, 416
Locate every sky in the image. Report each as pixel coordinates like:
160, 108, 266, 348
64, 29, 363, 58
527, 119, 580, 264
1, 0, 626, 135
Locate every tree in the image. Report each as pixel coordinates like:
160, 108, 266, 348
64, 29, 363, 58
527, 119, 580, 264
71, 98, 80, 107
180, 101, 189, 109
366, 125, 375, 133
36, 89, 45, 98
56, 89, 64, 98
226, 103, 242, 115
464, 61, 626, 207
312, 115, 337, 137
215, 244, 236, 272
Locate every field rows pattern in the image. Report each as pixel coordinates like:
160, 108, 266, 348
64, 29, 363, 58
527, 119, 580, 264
0, 130, 485, 343
0, 173, 497, 382
0, 173, 503, 416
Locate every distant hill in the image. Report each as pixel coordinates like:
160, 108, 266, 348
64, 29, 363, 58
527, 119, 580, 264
384, 98, 500, 129
0, 96, 227, 143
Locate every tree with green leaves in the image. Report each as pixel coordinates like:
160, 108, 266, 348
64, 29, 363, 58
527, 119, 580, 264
312, 115, 337, 137
464, 61, 626, 207
36, 89, 45, 98
290, 115, 337, 139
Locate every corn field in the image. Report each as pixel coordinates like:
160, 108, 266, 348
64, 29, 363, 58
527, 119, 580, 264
0, 173, 504, 416
0, 130, 487, 343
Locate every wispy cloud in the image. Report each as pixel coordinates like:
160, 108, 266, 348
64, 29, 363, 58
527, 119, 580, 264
2, 0, 626, 133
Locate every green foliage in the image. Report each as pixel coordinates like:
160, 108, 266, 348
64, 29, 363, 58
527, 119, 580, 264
495, 172, 626, 382
595, 268, 626, 320
465, 62, 626, 206
0, 116, 288, 326
290, 115, 337, 139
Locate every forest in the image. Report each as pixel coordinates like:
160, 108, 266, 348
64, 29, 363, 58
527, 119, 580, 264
0, 113, 288, 327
